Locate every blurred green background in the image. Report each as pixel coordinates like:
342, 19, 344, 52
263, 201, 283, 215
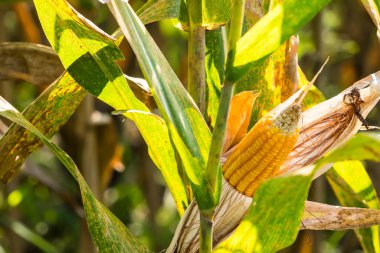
0, 0, 379, 252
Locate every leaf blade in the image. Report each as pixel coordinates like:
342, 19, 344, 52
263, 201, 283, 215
33, 0, 188, 213
327, 161, 380, 253
0, 97, 150, 253
227, 0, 331, 82
108, 0, 216, 210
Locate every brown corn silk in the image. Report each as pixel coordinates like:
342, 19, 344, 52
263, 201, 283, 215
279, 71, 380, 176
167, 71, 380, 253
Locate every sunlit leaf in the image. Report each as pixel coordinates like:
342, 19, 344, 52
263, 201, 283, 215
0, 73, 86, 182
227, 0, 331, 82
0, 97, 150, 253
236, 6, 325, 124
234, 45, 284, 124
136, 0, 180, 24
108, 0, 217, 210
327, 161, 380, 253
205, 28, 224, 127
33, 0, 188, 213
213, 168, 314, 253
177, 0, 230, 30
319, 133, 380, 164
116, 110, 188, 215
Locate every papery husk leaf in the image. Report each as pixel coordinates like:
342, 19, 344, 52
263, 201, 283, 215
223, 91, 259, 153
280, 71, 380, 174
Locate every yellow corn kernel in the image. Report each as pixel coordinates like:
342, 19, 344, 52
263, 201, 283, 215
222, 105, 301, 197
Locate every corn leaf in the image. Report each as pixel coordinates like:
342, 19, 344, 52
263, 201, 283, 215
121, 110, 188, 215
327, 161, 380, 253
318, 133, 380, 252
0, 96, 150, 253
0, 73, 86, 183
108, 0, 217, 210
205, 28, 224, 127
227, 0, 331, 82
33, 0, 188, 214
136, 0, 180, 24
0, 3, 169, 183
213, 169, 314, 253
319, 133, 380, 164
177, 0, 230, 30
236, 4, 324, 124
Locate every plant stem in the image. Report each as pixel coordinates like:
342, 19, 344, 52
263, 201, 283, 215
226, 0, 246, 73
228, 0, 245, 52
205, 0, 246, 199
188, 24, 206, 116
199, 211, 213, 253
205, 80, 234, 190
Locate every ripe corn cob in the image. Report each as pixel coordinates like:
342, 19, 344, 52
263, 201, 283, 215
223, 104, 301, 196
222, 59, 328, 196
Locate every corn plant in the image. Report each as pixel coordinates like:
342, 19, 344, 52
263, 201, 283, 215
1, 0, 380, 252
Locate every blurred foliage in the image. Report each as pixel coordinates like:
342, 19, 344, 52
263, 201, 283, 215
0, 0, 379, 252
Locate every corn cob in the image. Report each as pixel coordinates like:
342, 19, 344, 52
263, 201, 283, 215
223, 104, 301, 196
222, 59, 328, 196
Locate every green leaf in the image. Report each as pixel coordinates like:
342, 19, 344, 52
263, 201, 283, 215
0, 72, 86, 183
136, 0, 180, 24
177, 0, 231, 30
108, 0, 216, 210
316, 134, 380, 253
205, 28, 224, 127
120, 110, 188, 215
0, 97, 150, 253
319, 133, 380, 164
213, 170, 314, 253
34, 0, 188, 213
187, 0, 231, 29
327, 161, 380, 253
227, 0, 331, 82
234, 46, 283, 124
